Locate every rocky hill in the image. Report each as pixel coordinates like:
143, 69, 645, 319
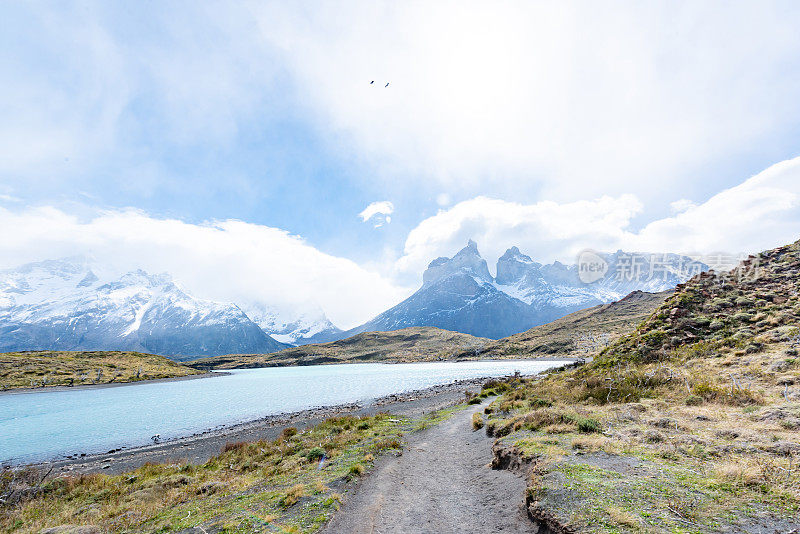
482, 238, 800, 532
602, 239, 800, 364
188, 326, 491, 369
471, 289, 670, 359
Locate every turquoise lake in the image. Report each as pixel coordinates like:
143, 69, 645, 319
0, 359, 567, 464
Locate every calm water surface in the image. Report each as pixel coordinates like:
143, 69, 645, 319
0, 360, 567, 464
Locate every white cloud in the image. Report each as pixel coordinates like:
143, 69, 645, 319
631, 157, 800, 254
396, 156, 800, 279
669, 199, 696, 214
5, 3, 800, 203
358, 200, 394, 227
0, 207, 410, 329
396, 195, 644, 279
2, 157, 798, 328
250, 2, 800, 200
435, 193, 451, 207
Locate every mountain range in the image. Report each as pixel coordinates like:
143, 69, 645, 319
342, 240, 705, 339
0, 258, 288, 357
0, 242, 706, 357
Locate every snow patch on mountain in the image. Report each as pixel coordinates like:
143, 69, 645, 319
237, 303, 342, 345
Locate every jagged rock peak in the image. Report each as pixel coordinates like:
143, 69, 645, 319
496, 246, 540, 285
462, 239, 479, 254
423, 240, 492, 285
498, 246, 535, 263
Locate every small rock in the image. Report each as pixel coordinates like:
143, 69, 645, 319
715, 429, 740, 439
757, 408, 789, 422
766, 441, 800, 456
650, 417, 677, 429
644, 430, 665, 443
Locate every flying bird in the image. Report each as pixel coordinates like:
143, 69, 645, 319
370, 80, 374, 84
385, 82, 390, 87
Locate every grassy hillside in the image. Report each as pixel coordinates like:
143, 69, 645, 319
471, 290, 670, 359
189, 327, 491, 369
481, 239, 800, 532
0, 351, 201, 390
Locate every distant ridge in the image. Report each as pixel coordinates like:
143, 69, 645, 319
187, 326, 490, 369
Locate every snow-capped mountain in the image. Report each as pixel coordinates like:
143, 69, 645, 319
0, 258, 288, 357
237, 304, 343, 345
343, 240, 540, 339
494, 246, 703, 311
344, 241, 706, 339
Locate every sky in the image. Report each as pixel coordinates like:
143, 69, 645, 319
1, 1, 800, 328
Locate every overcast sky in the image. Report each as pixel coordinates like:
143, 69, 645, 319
2, 1, 800, 328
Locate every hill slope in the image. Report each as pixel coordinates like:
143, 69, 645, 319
482, 239, 800, 532
188, 327, 491, 369
472, 290, 670, 359
0, 350, 201, 390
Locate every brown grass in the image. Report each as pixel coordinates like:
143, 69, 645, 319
280, 484, 306, 508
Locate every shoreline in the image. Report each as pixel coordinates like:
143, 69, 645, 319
21, 370, 560, 476
0, 356, 571, 394
0, 370, 226, 396
188, 354, 574, 370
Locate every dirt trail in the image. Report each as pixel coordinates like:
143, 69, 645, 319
323, 399, 536, 534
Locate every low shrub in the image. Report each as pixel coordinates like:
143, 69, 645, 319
373, 438, 401, 451
304, 447, 325, 461
280, 483, 306, 508
221, 441, 248, 454
575, 417, 602, 434
347, 463, 365, 480
685, 395, 703, 406
280, 427, 298, 440
472, 413, 484, 430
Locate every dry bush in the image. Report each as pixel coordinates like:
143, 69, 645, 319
221, 441, 248, 454
714, 462, 763, 487
605, 505, 639, 527
571, 435, 608, 451
373, 437, 401, 451
280, 427, 299, 440
472, 413, 484, 430
280, 483, 306, 507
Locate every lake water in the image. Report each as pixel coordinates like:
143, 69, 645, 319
0, 360, 567, 464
